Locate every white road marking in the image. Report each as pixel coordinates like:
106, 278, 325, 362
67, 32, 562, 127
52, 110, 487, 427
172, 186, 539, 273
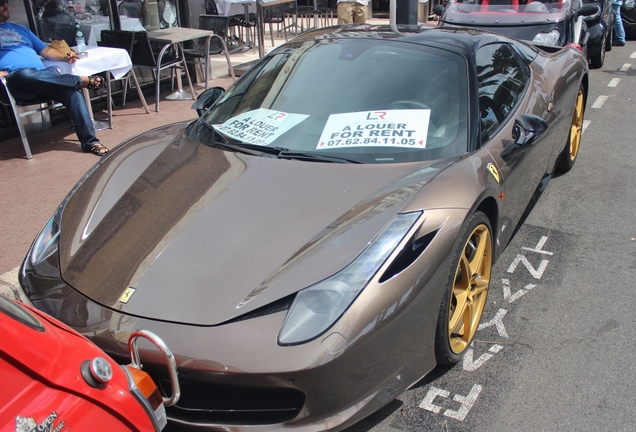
420, 388, 451, 413
521, 235, 553, 255
608, 78, 621, 87
502, 278, 537, 304
631, 52, 636, 58
444, 385, 483, 421
620, 63, 632, 72
419, 385, 484, 421
507, 254, 549, 279
591, 95, 608, 109
477, 308, 509, 338
463, 344, 504, 372
583, 120, 591, 134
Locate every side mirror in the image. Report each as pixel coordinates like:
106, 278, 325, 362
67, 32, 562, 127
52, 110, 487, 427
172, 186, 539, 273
191, 86, 225, 117
577, 4, 600, 18
433, 4, 445, 16
500, 114, 549, 159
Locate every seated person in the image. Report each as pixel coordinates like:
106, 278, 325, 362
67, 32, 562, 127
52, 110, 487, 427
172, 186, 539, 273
0, 0, 109, 156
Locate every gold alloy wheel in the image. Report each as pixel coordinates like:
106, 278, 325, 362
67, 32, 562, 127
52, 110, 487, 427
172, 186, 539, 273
568, 89, 585, 162
448, 224, 492, 354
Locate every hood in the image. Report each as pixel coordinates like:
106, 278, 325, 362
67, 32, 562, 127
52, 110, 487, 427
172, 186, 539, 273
58, 123, 453, 325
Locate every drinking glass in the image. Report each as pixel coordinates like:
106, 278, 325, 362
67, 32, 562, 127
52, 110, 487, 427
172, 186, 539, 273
56, 0, 68, 13
88, 0, 101, 19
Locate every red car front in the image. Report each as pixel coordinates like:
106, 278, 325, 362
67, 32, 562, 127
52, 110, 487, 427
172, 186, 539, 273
0, 294, 177, 432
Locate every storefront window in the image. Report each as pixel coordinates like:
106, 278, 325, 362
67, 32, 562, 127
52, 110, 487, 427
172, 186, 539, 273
26, 0, 180, 47
30, 0, 114, 45
116, 0, 179, 30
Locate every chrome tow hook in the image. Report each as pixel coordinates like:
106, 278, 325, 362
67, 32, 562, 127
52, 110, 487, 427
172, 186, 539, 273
128, 330, 181, 407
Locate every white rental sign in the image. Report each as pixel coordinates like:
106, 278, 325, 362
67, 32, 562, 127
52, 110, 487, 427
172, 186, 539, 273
316, 109, 431, 150
217, 109, 309, 146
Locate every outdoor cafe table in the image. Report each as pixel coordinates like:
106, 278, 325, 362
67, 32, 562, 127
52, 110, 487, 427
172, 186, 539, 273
146, 27, 215, 112
216, 0, 257, 52
215, 0, 256, 16
42, 45, 133, 130
228, 0, 291, 75
217, 0, 283, 56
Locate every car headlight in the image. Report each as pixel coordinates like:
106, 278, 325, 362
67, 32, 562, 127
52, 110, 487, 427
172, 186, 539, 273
30, 207, 62, 267
27, 163, 100, 268
278, 211, 422, 345
533, 29, 560, 46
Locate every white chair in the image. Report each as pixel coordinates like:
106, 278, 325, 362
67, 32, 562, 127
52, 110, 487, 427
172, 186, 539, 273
0, 76, 65, 160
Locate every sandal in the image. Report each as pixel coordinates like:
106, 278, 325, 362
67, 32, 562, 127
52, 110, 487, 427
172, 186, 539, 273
87, 75, 104, 90
87, 143, 109, 156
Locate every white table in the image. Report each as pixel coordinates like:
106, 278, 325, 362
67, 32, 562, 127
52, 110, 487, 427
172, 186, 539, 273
220, 0, 291, 58
146, 27, 214, 112
43, 46, 133, 129
215, 0, 256, 16
79, 16, 145, 46
215, 0, 259, 53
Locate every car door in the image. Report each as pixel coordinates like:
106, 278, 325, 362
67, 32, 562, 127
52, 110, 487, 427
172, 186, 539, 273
477, 42, 553, 245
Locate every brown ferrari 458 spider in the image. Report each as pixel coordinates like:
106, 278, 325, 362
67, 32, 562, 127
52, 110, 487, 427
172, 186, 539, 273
18, 25, 588, 431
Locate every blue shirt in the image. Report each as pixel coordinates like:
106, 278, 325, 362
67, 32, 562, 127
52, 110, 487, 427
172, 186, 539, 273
0, 22, 48, 73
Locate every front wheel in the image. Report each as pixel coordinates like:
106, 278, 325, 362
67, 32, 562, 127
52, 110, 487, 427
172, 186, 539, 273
434, 212, 493, 365
590, 33, 606, 68
556, 85, 585, 173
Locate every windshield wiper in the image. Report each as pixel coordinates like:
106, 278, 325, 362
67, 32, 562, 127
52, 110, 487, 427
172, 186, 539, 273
197, 122, 359, 163
233, 142, 289, 156
277, 151, 362, 164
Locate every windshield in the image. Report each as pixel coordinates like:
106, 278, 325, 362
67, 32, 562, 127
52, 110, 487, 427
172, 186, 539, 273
445, 0, 572, 24
196, 37, 469, 164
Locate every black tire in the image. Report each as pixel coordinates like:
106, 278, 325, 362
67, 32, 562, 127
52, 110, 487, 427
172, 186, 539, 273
590, 33, 606, 68
606, 25, 613, 52
556, 84, 585, 174
434, 212, 493, 365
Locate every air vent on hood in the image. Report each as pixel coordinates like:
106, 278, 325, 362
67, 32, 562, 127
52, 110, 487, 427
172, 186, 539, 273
379, 229, 438, 283
223, 294, 296, 325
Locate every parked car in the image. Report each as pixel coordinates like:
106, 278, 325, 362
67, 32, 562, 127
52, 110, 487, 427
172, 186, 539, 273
0, 293, 180, 431
18, 25, 589, 431
433, 0, 603, 66
622, 0, 636, 39
583, 0, 615, 67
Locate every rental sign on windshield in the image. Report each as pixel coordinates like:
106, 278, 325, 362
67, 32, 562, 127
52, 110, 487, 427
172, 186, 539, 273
316, 110, 431, 150
217, 109, 309, 146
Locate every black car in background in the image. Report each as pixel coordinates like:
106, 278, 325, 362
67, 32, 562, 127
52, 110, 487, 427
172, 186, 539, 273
622, 0, 636, 39
433, 0, 604, 66
583, 0, 614, 68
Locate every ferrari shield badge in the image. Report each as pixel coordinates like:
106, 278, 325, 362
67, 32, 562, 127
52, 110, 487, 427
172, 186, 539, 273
15, 412, 66, 432
119, 287, 136, 304
487, 163, 500, 183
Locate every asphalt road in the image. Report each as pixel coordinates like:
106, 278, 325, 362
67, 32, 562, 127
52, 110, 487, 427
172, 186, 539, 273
343, 47, 636, 431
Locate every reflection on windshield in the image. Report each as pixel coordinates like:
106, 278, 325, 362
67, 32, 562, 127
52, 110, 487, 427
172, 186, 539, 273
198, 38, 469, 164
447, 0, 571, 19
